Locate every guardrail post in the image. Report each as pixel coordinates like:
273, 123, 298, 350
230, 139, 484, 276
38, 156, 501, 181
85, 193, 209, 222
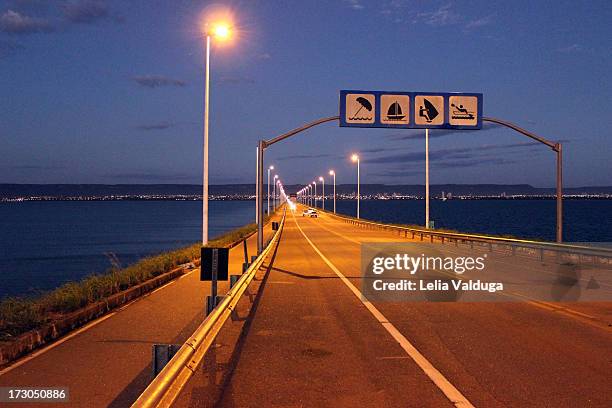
243, 239, 249, 265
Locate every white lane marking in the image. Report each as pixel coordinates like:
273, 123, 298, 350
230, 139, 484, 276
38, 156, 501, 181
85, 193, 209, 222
293, 214, 474, 408
0, 312, 115, 376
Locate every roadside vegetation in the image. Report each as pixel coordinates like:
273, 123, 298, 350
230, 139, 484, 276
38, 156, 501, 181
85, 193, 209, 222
0, 222, 260, 341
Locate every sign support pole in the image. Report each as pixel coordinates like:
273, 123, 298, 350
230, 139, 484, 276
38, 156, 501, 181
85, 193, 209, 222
556, 143, 563, 242
257, 140, 264, 254
425, 128, 430, 229
211, 248, 218, 305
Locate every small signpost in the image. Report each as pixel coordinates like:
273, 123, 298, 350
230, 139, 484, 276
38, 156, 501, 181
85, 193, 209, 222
201, 247, 229, 315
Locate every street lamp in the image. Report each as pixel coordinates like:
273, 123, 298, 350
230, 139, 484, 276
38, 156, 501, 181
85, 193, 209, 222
267, 165, 274, 215
312, 181, 317, 208
201, 19, 232, 246
273, 174, 278, 212
351, 154, 360, 219
329, 170, 336, 213
319, 176, 325, 210
308, 184, 312, 207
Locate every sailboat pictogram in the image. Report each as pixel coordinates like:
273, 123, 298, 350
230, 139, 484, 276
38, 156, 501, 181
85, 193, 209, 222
386, 101, 406, 121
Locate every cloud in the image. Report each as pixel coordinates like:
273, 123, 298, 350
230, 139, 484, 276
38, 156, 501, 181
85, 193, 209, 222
61, 0, 121, 24
434, 157, 518, 169
417, 3, 459, 26
465, 14, 494, 30
6, 164, 66, 170
557, 43, 582, 53
0, 9, 54, 34
217, 75, 255, 85
344, 0, 364, 10
258, 52, 271, 60
135, 122, 176, 131
104, 172, 194, 181
386, 122, 502, 141
277, 153, 336, 161
370, 157, 519, 177
363, 141, 541, 164
131, 75, 186, 88
0, 39, 24, 58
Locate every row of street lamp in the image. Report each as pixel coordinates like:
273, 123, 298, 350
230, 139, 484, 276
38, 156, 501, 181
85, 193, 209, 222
296, 153, 361, 218
266, 165, 284, 215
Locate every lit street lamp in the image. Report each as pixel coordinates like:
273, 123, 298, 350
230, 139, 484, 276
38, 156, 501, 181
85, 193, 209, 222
308, 184, 312, 207
267, 165, 274, 215
329, 170, 336, 213
312, 181, 317, 208
319, 176, 325, 210
201, 20, 232, 245
351, 154, 360, 219
273, 174, 278, 212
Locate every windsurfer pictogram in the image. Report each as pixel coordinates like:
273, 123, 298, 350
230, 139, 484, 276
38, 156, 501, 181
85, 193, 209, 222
419, 98, 439, 123
349, 97, 373, 120
451, 103, 474, 120
385, 101, 406, 121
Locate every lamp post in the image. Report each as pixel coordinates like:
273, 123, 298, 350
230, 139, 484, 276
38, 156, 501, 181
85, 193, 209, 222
329, 170, 336, 213
201, 21, 232, 246
308, 184, 312, 207
267, 165, 274, 215
425, 128, 430, 229
312, 181, 317, 208
273, 174, 278, 212
319, 176, 325, 210
351, 154, 360, 219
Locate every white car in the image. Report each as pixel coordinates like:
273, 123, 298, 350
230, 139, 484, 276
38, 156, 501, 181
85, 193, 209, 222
302, 208, 318, 218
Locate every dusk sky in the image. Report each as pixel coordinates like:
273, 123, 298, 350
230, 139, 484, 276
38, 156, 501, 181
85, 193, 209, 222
1, 0, 611, 187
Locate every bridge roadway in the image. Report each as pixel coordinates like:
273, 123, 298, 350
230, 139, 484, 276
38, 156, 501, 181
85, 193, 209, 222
0, 222, 277, 407
177, 205, 612, 408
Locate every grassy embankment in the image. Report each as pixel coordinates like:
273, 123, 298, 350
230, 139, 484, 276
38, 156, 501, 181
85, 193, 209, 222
0, 221, 261, 341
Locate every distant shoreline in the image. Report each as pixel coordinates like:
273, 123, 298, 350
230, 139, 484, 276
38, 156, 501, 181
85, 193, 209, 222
2, 195, 611, 203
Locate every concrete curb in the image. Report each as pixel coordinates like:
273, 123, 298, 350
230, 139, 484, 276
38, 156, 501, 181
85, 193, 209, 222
0, 264, 191, 366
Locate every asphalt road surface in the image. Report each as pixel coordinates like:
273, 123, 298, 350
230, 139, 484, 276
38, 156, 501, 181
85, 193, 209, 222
185, 205, 612, 408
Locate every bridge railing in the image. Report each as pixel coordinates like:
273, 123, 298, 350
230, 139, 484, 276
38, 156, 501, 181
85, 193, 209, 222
132, 209, 286, 408
314, 206, 612, 266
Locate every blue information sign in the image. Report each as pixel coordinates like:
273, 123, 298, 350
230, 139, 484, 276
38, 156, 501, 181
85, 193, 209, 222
339, 90, 483, 130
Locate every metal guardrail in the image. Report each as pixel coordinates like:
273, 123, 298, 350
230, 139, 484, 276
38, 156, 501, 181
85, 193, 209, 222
316, 207, 612, 265
132, 210, 286, 408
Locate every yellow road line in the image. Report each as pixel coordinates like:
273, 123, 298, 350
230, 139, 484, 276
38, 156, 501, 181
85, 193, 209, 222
293, 213, 474, 408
